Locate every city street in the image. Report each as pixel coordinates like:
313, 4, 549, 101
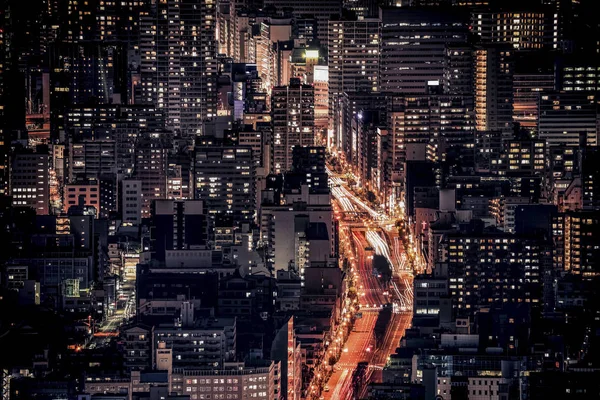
324, 168, 413, 399
86, 279, 136, 348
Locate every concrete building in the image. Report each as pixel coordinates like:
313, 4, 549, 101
474, 45, 515, 134
553, 211, 600, 277
512, 72, 554, 134
328, 18, 381, 120
9, 147, 50, 215
260, 184, 334, 273
63, 181, 100, 214
122, 325, 152, 372
262, 0, 342, 42
171, 361, 279, 400
388, 95, 474, 202
445, 224, 547, 318
472, 9, 558, 50
538, 92, 598, 147
380, 8, 469, 94
270, 317, 302, 400
151, 200, 208, 265
134, 132, 170, 218
68, 140, 117, 183
443, 45, 473, 96
121, 179, 142, 226
194, 144, 255, 225
140, 0, 218, 133
271, 79, 315, 174
153, 315, 236, 370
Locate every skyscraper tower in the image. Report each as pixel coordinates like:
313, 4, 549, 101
140, 0, 218, 134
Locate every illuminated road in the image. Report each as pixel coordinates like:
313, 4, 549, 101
326, 167, 413, 398
86, 280, 136, 349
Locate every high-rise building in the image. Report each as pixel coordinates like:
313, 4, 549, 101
134, 132, 170, 218
194, 144, 255, 225
9, 147, 50, 215
513, 72, 554, 134
328, 17, 381, 118
443, 45, 473, 96
388, 95, 475, 195
553, 211, 600, 277
445, 226, 547, 316
140, 0, 218, 133
582, 147, 600, 210
0, 26, 7, 196
538, 92, 598, 147
474, 45, 515, 133
271, 79, 315, 174
380, 8, 469, 94
339, 92, 388, 162
262, 0, 342, 43
260, 182, 334, 273
68, 141, 117, 184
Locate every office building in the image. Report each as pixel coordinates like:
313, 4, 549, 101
513, 72, 554, 134
271, 79, 315, 174
65, 104, 165, 177
556, 58, 600, 92
68, 140, 117, 183
260, 184, 334, 273
380, 8, 469, 94
582, 147, 600, 210
9, 147, 50, 215
472, 9, 558, 50
538, 92, 598, 147
262, 0, 342, 43
388, 95, 474, 196
328, 18, 381, 118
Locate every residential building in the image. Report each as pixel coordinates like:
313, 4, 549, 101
194, 144, 255, 225
153, 315, 236, 370
134, 132, 170, 218
474, 45, 515, 134
271, 79, 315, 174
140, 0, 218, 133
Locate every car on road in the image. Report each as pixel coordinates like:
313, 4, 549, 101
324, 386, 330, 392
